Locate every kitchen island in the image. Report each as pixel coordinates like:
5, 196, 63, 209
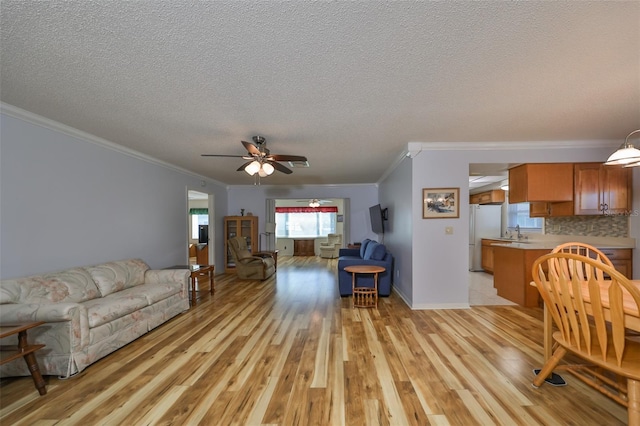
493, 244, 549, 307
491, 238, 634, 307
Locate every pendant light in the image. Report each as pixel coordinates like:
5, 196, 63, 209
604, 129, 640, 166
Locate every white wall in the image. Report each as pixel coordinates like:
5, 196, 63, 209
397, 142, 638, 309
0, 108, 228, 278
378, 156, 413, 304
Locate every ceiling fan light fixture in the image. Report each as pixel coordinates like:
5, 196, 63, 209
203, 135, 306, 178
604, 129, 640, 166
245, 160, 261, 176
262, 162, 275, 175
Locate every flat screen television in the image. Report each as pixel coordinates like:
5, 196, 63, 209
369, 204, 384, 234
198, 225, 208, 244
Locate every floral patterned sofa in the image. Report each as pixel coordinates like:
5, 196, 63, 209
0, 259, 190, 378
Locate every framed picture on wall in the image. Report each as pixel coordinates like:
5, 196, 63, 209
423, 188, 459, 219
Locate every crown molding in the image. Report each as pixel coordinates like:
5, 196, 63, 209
376, 147, 411, 185
227, 182, 378, 189
1, 102, 228, 188
407, 139, 617, 157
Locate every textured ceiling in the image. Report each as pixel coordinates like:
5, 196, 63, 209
1, 1, 639, 185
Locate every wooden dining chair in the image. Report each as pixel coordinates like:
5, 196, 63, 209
531, 252, 640, 425
551, 242, 614, 280
551, 241, 636, 333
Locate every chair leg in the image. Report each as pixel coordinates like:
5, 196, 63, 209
629, 379, 640, 426
533, 347, 567, 388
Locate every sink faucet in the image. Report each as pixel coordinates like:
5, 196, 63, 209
515, 225, 523, 240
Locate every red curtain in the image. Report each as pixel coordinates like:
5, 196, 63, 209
276, 206, 338, 213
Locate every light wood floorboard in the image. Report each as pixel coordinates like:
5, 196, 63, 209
0, 255, 628, 425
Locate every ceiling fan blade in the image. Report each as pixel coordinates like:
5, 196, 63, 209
269, 154, 308, 162
269, 160, 293, 174
201, 154, 247, 158
242, 140, 261, 156
236, 161, 253, 172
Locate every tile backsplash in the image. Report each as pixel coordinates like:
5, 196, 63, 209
546, 215, 629, 237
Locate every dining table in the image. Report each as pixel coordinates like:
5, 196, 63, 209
540, 278, 640, 362
535, 278, 640, 387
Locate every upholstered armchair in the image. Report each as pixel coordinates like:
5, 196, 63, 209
228, 236, 276, 280
319, 233, 342, 259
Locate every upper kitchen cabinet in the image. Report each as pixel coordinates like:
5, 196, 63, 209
470, 189, 505, 205
529, 200, 574, 217
508, 163, 574, 203
574, 163, 632, 215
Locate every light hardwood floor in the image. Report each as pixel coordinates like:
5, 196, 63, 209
0, 256, 627, 425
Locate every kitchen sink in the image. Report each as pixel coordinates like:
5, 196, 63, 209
494, 237, 531, 244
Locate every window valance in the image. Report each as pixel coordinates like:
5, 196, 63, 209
189, 208, 208, 215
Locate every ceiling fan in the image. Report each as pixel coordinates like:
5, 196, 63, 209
298, 199, 331, 207
201, 136, 308, 177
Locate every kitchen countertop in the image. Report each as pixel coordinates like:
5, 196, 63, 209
488, 235, 635, 250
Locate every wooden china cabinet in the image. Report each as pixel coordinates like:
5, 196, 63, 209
224, 216, 259, 273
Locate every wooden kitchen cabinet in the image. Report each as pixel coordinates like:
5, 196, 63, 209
196, 244, 208, 265
508, 163, 574, 203
481, 239, 511, 274
224, 215, 259, 272
493, 246, 549, 307
598, 248, 633, 278
529, 201, 574, 217
470, 190, 505, 205
492, 245, 633, 307
574, 163, 632, 215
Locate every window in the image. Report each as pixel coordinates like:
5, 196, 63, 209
507, 203, 542, 231
275, 207, 337, 238
190, 209, 209, 239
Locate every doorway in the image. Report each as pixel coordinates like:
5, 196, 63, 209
188, 190, 214, 265
266, 198, 349, 256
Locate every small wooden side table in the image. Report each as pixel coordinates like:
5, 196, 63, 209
344, 265, 386, 308
0, 322, 47, 395
167, 264, 214, 305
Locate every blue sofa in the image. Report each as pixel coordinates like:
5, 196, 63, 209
337, 239, 393, 296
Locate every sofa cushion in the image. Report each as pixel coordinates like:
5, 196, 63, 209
82, 288, 150, 328
370, 244, 387, 260
364, 242, 386, 261
134, 282, 182, 305
86, 259, 150, 297
1, 268, 101, 304
360, 239, 372, 258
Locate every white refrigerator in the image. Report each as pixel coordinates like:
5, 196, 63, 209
469, 204, 502, 271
